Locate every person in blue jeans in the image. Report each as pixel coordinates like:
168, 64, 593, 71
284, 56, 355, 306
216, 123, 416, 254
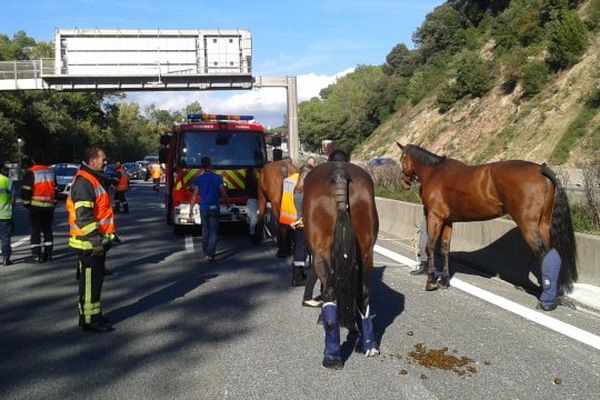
189, 156, 230, 262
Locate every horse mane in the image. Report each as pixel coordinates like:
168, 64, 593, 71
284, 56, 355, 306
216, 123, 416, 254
406, 145, 446, 166
328, 149, 350, 162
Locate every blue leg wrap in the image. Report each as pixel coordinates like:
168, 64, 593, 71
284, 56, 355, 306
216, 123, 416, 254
322, 303, 341, 361
359, 307, 377, 352
540, 249, 561, 309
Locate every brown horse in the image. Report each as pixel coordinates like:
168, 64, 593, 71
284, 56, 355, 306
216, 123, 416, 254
256, 159, 298, 247
302, 155, 379, 369
396, 143, 577, 311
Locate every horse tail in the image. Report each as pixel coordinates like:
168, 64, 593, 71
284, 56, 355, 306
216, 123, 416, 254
331, 168, 359, 330
541, 164, 578, 291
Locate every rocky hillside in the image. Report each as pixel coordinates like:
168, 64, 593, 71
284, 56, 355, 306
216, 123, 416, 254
353, 4, 600, 168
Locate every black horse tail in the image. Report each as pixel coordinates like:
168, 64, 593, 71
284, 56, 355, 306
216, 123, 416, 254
541, 164, 578, 292
331, 168, 359, 330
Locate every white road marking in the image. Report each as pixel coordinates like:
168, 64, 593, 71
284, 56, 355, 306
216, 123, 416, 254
374, 245, 600, 352
12, 236, 29, 248
185, 235, 194, 253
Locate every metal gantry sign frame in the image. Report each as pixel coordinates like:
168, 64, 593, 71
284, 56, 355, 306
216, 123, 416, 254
0, 28, 299, 161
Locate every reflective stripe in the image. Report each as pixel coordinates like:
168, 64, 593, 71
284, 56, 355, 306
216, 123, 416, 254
21, 185, 31, 190
175, 168, 199, 190
0, 175, 12, 220
74, 201, 94, 209
279, 173, 299, 225
30, 201, 55, 208
80, 222, 97, 235
69, 237, 94, 250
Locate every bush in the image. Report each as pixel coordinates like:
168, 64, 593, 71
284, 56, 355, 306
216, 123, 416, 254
436, 83, 461, 113
546, 10, 588, 71
521, 61, 550, 98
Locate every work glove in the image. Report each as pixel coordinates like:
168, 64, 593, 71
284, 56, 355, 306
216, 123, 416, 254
91, 244, 105, 259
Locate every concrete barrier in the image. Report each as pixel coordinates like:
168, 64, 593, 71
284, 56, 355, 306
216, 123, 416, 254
375, 198, 600, 287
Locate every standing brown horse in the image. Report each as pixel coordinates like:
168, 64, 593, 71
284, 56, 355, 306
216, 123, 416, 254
303, 155, 379, 369
256, 159, 298, 248
396, 143, 577, 311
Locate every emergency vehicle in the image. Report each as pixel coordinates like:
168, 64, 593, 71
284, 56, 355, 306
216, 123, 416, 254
159, 114, 267, 234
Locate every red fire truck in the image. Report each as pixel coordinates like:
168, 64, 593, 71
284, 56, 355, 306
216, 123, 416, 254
159, 114, 267, 234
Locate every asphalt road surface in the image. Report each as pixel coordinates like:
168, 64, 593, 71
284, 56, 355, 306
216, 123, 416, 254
1, 181, 599, 400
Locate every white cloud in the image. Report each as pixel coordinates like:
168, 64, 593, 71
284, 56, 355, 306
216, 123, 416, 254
125, 68, 354, 128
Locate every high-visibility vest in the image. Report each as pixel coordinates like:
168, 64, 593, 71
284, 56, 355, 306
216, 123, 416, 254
151, 164, 162, 179
0, 174, 12, 220
279, 173, 299, 226
115, 167, 129, 191
67, 169, 116, 250
30, 165, 56, 208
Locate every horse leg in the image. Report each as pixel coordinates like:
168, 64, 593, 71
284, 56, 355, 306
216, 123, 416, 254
315, 255, 343, 370
357, 252, 378, 357
438, 224, 453, 288
425, 214, 443, 291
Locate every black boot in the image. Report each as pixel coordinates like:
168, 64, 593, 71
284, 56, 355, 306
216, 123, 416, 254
292, 264, 306, 287
114, 203, 120, 213
410, 261, 428, 275
80, 316, 114, 333
123, 203, 129, 213
2, 256, 12, 266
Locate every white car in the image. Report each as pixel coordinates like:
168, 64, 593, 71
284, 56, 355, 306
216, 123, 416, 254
51, 163, 80, 199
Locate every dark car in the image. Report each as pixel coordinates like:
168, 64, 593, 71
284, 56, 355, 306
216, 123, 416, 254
51, 163, 79, 199
123, 162, 140, 180
367, 157, 397, 167
104, 164, 118, 179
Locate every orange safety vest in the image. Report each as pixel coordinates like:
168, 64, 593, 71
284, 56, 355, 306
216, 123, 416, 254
279, 173, 299, 226
30, 165, 56, 208
115, 167, 129, 191
151, 164, 162, 179
67, 169, 116, 250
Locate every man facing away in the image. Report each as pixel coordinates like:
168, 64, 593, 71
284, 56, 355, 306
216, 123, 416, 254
189, 156, 230, 262
68, 147, 120, 333
112, 162, 130, 213
0, 163, 16, 265
21, 155, 57, 263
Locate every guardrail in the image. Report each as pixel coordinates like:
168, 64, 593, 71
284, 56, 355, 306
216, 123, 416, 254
376, 197, 600, 287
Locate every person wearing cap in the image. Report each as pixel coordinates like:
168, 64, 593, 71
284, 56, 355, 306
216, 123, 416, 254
0, 163, 16, 265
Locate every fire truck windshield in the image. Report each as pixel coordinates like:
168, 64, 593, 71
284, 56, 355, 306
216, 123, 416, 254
179, 130, 266, 168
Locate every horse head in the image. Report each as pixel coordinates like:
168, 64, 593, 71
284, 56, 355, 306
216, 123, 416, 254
395, 142, 416, 190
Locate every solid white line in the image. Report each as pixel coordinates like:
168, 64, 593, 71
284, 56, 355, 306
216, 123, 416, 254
374, 245, 600, 352
12, 236, 29, 248
185, 235, 194, 253
374, 244, 419, 267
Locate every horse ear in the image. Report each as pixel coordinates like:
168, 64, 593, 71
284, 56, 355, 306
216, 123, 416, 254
395, 141, 404, 151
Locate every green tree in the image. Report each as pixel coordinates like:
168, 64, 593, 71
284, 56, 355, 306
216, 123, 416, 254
546, 10, 588, 71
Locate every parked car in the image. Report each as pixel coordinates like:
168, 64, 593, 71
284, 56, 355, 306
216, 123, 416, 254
51, 163, 80, 198
123, 162, 141, 180
104, 163, 118, 179
367, 157, 398, 167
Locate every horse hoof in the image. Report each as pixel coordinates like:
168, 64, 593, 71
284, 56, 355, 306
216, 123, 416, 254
439, 278, 450, 289
425, 282, 439, 291
322, 357, 344, 370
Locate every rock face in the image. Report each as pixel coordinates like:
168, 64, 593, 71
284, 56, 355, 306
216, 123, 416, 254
354, 36, 600, 167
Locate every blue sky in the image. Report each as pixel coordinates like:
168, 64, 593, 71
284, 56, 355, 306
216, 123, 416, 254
1, 0, 444, 127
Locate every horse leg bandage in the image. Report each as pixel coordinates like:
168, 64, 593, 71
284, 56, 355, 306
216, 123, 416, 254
322, 303, 342, 361
540, 249, 561, 310
359, 306, 378, 355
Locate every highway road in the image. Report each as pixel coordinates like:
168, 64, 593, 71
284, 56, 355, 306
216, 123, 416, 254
1, 181, 598, 400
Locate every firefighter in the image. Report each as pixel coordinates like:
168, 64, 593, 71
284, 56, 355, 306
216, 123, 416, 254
279, 169, 306, 286
68, 147, 120, 333
150, 162, 162, 192
0, 163, 16, 265
112, 162, 130, 213
21, 155, 57, 263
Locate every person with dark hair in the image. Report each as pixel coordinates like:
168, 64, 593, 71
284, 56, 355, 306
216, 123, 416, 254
0, 163, 16, 265
112, 161, 130, 213
21, 154, 57, 263
189, 156, 230, 262
68, 146, 119, 333
328, 149, 350, 162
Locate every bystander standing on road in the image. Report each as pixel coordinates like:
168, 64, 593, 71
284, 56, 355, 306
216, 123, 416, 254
112, 162, 130, 213
0, 163, 16, 265
21, 155, 57, 263
189, 156, 230, 262
68, 147, 120, 333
